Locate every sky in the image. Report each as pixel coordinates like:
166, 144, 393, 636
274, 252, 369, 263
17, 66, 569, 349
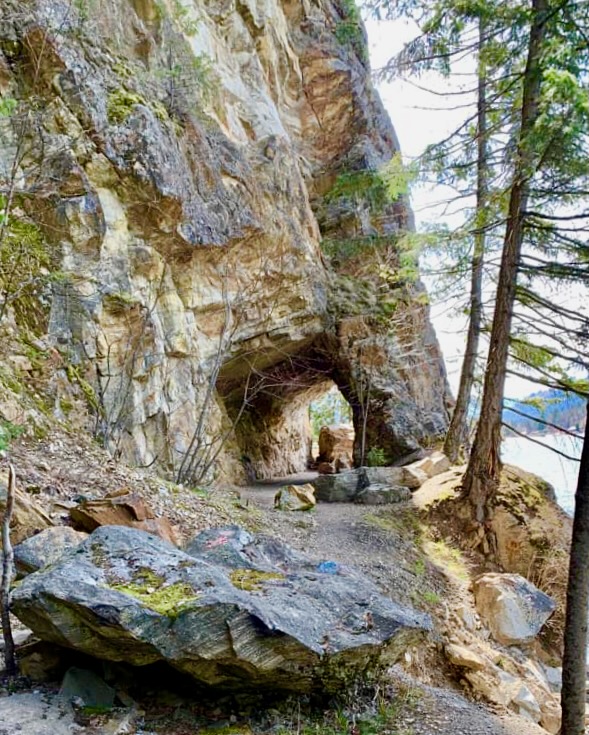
364, 18, 541, 400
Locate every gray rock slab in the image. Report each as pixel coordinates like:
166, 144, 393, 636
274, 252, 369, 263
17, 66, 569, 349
60, 666, 116, 710
355, 484, 412, 505
12, 525, 430, 693
312, 470, 362, 502
14, 526, 88, 576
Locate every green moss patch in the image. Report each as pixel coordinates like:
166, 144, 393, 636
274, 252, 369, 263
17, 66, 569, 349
107, 88, 146, 124
110, 579, 199, 616
229, 569, 285, 592
65, 364, 100, 413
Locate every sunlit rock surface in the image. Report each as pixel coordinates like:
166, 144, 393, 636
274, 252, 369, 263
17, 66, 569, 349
0, 0, 450, 480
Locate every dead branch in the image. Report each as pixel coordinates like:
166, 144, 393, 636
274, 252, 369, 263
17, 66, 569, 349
1, 464, 17, 677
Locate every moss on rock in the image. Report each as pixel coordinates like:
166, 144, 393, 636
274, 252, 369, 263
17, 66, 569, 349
109, 579, 199, 617
229, 569, 285, 592
107, 88, 146, 124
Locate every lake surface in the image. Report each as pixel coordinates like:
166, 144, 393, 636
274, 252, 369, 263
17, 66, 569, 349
502, 433, 583, 516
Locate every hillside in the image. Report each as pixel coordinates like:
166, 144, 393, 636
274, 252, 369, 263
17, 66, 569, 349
504, 390, 586, 435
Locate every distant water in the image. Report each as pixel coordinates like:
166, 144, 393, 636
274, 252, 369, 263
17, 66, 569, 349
502, 433, 583, 516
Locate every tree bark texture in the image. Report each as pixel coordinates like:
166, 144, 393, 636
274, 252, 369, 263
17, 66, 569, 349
561, 403, 589, 735
1, 464, 17, 676
444, 18, 488, 464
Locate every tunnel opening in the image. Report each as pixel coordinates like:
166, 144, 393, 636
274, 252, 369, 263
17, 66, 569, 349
215, 326, 443, 484
217, 342, 358, 481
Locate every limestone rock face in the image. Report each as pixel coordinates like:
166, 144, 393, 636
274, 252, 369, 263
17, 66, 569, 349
0, 0, 450, 481
473, 573, 556, 645
11, 525, 430, 692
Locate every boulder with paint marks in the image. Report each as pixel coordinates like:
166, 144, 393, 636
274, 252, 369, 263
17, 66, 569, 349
11, 525, 430, 693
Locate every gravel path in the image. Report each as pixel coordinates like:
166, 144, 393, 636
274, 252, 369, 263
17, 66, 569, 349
0, 455, 554, 735
390, 669, 548, 735
0, 692, 76, 735
239, 477, 550, 735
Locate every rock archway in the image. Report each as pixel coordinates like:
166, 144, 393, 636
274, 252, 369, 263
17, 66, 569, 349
218, 322, 450, 481
0, 0, 452, 485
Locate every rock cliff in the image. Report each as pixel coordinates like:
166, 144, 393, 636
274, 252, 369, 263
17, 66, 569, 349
0, 0, 450, 482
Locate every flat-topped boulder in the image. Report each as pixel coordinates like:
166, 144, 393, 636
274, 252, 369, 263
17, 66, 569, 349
312, 470, 361, 502
312, 467, 411, 504
11, 525, 430, 693
355, 485, 411, 505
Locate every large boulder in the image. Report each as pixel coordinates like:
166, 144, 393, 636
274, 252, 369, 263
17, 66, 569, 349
360, 466, 405, 487
473, 573, 555, 645
312, 469, 361, 502
355, 485, 411, 505
312, 468, 412, 504
14, 526, 88, 576
318, 426, 354, 467
11, 525, 430, 692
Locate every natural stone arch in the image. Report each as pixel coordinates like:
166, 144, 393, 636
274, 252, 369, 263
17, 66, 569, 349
217, 320, 450, 481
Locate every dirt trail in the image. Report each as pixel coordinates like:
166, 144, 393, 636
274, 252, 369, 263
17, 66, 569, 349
0, 446, 551, 735
237, 475, 548, 735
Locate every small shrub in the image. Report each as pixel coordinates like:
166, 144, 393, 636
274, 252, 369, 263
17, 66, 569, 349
0, 420, 24, 452
366, 446, 387, 466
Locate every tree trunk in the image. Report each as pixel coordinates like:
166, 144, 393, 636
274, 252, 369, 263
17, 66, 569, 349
561, 403, 589, 735
444, 18, 488, 464
1, 464, 17, 676
461, 0, 548, 524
